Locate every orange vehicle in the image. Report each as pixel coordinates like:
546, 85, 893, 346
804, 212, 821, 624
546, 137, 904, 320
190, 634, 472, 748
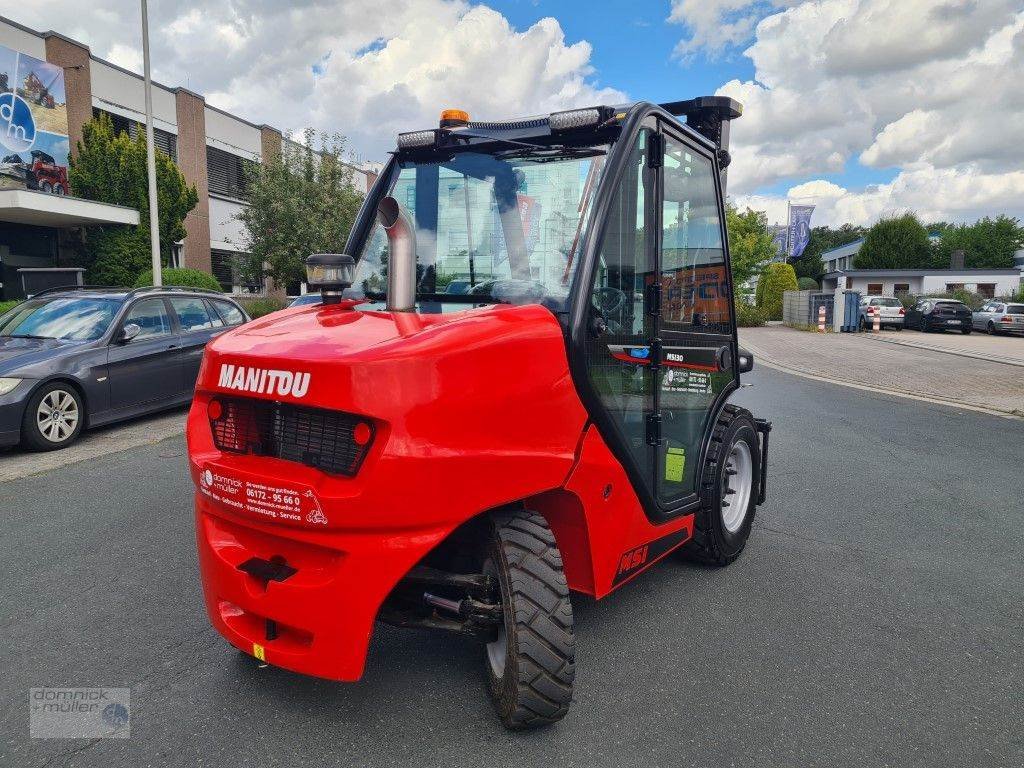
187, 96, 770, 729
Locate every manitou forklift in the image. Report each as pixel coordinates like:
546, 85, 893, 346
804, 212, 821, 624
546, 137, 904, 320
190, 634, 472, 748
187, 95, 770, 729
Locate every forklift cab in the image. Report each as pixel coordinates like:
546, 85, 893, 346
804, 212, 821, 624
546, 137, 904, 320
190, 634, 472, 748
340, 98, 749, 521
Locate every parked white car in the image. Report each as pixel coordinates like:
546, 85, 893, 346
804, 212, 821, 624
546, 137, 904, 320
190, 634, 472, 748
858, 295, 905, 330
972, 301, 1024, 335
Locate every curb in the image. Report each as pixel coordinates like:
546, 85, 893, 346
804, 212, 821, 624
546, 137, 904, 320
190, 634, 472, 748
740, 339, 1024, 421
860, 333, 1024, 369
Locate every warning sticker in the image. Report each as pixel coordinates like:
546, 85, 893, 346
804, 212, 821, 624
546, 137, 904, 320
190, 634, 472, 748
198, 467, 327, 526
664, 447, 686, 483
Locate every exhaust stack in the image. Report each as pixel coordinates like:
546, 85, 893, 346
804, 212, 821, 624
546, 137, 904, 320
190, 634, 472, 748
377, 196, 417, 312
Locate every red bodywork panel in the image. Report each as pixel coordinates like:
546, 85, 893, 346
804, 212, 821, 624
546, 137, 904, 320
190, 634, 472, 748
188, 302, 693, 681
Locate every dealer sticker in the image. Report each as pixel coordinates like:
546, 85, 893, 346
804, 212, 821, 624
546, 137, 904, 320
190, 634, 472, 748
199, 467, 327, 525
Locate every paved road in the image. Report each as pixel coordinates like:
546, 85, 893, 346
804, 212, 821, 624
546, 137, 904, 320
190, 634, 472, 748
2, 367, 1021, 767
741, 326, 1024, 416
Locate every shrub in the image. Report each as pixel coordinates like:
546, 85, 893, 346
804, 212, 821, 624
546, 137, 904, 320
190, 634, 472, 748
735, 300, 767, 327
237, 296, 286, 318
797, 277, 819, 291
755, 262, 798, 320
133, 268, 222, 292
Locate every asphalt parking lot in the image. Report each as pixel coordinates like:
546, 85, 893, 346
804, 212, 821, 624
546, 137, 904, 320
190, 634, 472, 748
1, 366, 1022, 768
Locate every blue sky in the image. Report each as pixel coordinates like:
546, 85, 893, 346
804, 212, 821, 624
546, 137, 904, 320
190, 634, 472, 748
5, 0, 1021, 225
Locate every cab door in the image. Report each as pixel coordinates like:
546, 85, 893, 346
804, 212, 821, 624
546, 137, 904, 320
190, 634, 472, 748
652, 124, 737, 506
577, 116, 737, 519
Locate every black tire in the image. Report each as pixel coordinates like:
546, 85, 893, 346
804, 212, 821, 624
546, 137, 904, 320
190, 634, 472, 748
681, 404, 760, 566
961, 327, 972, 335
484, 510, 574, 730
21, 382, 85, 451
988, 322, 999, 336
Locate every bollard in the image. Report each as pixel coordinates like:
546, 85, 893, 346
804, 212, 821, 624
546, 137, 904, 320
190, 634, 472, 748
872, 307, 880, 333
818, 305, 826, 333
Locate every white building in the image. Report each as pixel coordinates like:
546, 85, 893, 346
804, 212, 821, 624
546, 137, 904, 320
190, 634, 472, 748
822, 268, 1021, 298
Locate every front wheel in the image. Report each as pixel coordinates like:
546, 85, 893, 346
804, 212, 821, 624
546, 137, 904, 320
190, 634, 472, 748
681, 404, 760, 566
21, 382, 84, 450
961, 327, 972, 335
484, 510, 574, 730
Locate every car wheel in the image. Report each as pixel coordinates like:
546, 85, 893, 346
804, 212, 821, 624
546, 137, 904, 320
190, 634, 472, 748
680, 404, 760, 566
21, 383, 84, 451
41, 181, 52, 194
53, 183, 66, 195
961, 327, 972, 335
484, 509, 574, 730
987, 322, 999, 336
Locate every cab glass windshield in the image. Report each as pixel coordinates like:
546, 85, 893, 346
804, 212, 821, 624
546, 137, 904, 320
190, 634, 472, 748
351, 147, 607, 311
0, 297, 119, 341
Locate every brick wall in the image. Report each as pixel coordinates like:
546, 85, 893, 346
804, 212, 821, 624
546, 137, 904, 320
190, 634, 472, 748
175, 89, 212, 273
43, 33, 92, 158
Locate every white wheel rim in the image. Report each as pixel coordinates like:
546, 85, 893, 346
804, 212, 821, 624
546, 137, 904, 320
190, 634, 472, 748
37, 389, 79, 443
722, 439, 753, 533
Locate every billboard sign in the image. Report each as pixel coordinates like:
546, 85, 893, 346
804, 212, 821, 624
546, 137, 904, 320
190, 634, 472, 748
0, 43, 70, 196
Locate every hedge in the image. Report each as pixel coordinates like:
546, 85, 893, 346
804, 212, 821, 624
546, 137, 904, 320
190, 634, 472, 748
755, 262, 799, 320
133, 268, 222, 292
237, 296, 287, 318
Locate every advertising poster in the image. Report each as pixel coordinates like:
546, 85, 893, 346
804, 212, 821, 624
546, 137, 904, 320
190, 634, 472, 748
787, 204, 815, 259
0, 43, 71, 195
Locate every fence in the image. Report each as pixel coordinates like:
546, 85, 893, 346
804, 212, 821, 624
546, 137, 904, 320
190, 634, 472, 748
782, 290, 813, 326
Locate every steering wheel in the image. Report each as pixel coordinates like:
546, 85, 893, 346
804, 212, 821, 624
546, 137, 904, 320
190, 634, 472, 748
592, 286, 627, 333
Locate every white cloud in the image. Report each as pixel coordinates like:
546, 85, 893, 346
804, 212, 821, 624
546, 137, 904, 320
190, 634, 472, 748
3, 0, 624, 159
714, 0, 1024, 225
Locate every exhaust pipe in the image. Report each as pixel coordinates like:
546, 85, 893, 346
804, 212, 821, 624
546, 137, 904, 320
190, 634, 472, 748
377, 196, 416, 312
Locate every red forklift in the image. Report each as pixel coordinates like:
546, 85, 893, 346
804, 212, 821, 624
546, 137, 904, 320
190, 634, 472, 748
187, 95, 770, 729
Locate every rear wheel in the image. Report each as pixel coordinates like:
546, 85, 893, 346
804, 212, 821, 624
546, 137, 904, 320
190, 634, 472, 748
681, 404, 760, 566
988, 322, 999, 336
484, 510, 574, 730
961, 327, 972, 335
21, 382, 84, 451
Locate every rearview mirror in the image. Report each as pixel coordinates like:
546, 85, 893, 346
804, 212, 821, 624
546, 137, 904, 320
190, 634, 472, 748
119, 323, 141, 343
737, 347, 754, 373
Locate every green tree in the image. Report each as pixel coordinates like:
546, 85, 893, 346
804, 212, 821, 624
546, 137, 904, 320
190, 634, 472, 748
794, 223, 868, 279
755, 262, 798, 320
725, 204, 776, 289
235, 129, 365, 289
854, 213, 933, 270
69, 113, 198, 285
934, 215, 1024, 269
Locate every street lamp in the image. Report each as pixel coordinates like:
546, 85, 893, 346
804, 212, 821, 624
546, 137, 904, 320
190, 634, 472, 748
141, 0, 161, 286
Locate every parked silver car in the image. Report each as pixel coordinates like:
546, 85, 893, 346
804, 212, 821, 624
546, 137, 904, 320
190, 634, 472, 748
972, 301, 1024, 335
858, 295, 905, 330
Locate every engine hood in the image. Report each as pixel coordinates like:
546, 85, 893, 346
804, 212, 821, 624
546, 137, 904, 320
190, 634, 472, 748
198, 302, 574, 415
0, 336, 82, 374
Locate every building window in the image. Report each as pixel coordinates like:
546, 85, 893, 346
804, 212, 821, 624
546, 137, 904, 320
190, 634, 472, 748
894, 283, 910, 296
945, 283, 964, 293
211, 249, 262, 293
976, 283, 996, 298
867, 283, 883, 294
94, 108, 177, 161
207, 146, 255, 200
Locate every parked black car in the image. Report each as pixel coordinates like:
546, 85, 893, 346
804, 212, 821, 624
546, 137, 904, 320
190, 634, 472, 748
904, 297, 973, 334
0, 286, 249, 451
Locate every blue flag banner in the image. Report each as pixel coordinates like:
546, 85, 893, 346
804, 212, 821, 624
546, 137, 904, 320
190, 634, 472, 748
769, 225, 788, 257
787, 204, 814, 259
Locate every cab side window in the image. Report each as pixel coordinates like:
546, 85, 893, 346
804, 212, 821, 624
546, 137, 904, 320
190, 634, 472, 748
169, 297, 214, 332
123, 298, 171, 340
